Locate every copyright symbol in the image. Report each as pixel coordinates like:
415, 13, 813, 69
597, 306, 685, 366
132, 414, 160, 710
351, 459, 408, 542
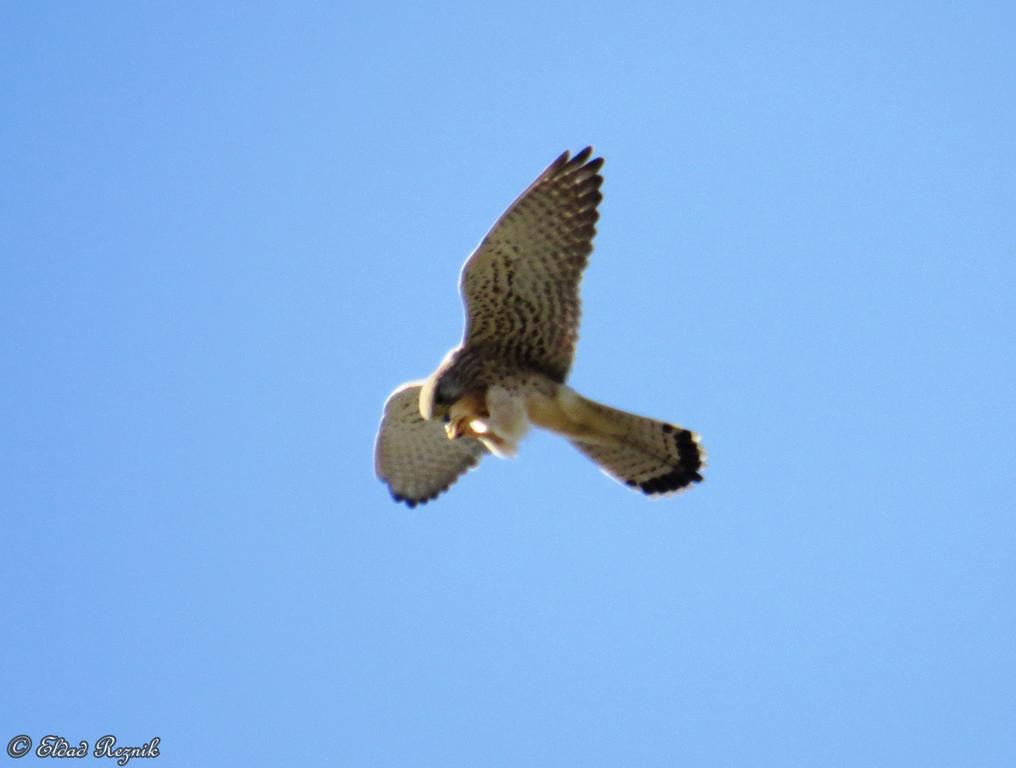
7, 734, 32, 758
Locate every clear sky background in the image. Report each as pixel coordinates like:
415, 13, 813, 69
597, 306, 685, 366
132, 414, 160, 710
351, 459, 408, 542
3, 3, 1014, 766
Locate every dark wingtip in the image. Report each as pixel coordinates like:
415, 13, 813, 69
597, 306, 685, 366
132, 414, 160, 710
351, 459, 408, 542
392, 492, 418, 508
551, 149, 572, 170
390, 484, 454, 508
569, 147, 603, 175
544, 147, 602, 185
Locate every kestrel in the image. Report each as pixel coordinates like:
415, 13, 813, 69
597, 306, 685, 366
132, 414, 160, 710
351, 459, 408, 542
375, 147, 704, 506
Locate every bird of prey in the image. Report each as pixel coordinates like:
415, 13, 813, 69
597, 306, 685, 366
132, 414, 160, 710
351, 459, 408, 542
374, 147, 704, 506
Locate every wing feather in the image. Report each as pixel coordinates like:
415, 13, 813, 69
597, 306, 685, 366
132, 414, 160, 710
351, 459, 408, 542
459, 148, 604, 382
374, 383, 487, 507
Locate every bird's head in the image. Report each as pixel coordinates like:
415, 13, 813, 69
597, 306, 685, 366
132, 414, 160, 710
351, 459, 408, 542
418, 349, 465, 422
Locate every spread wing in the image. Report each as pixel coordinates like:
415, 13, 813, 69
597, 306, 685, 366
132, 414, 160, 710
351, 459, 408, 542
374, 382, 488, 507
459, 147, 604, 382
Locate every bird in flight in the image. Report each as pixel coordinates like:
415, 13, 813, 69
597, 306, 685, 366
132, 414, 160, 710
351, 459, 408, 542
375, 147, 704, 506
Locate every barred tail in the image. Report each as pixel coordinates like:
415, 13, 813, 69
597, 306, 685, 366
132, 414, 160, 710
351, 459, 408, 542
562, 392, 705, 496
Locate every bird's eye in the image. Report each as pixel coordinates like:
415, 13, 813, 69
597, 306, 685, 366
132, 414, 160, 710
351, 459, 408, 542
442, 413, 450, 423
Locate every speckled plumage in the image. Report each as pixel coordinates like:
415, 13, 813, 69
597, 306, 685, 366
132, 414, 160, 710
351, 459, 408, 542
374, 383, 486, 507
374, 148, 704, 506
460, 147, 602, 383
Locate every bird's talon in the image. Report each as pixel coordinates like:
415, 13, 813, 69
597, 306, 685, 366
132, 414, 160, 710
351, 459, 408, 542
446, 417, 469, 440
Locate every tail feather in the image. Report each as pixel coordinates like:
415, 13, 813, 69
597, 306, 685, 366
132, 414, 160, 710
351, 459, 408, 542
563, 393, 705, 496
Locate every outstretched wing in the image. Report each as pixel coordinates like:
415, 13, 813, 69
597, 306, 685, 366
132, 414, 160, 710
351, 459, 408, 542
374, 382, 488, 507
459, 147, 604, 383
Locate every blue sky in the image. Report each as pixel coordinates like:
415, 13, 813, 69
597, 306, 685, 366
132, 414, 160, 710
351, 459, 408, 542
3, 2, 1014, 766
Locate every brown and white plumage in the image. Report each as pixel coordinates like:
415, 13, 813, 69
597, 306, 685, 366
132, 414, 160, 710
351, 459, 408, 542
374, 383, 487, 507
375, 148, 704, 506
460, 147, 602, 382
